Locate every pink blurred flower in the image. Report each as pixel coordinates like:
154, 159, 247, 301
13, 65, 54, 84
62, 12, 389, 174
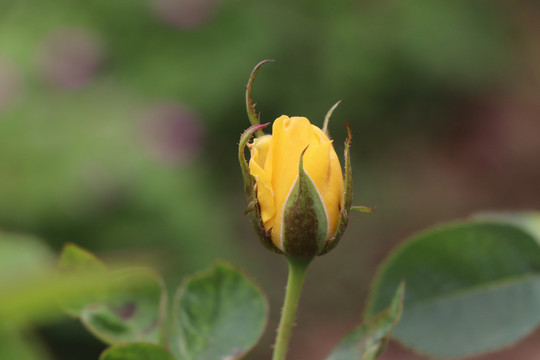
0, 57, 22, 110
140, 103, 206, 165
152, 0, 221, 29
39, 28, 104, 89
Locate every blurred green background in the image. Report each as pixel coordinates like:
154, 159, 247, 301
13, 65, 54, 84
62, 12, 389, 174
1, 0, 539, 359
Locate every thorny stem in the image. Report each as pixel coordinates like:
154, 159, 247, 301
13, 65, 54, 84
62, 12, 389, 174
272, 256, 312, 360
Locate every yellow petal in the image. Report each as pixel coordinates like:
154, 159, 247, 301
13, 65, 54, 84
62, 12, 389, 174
265, 116, 310, 248
249, 115, 344, 251
324, 144, 344, 238
310, 125, 343, 238
250, 135, 272, 169
249, 135, 275, 225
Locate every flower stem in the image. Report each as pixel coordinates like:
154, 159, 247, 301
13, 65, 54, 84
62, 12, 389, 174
272, 256, 312, 360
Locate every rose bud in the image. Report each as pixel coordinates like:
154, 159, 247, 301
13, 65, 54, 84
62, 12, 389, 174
238, 61, 369, 258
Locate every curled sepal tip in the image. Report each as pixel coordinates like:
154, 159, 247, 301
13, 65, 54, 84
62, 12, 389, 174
322, 100, 342, 138
246, 59, 275, 136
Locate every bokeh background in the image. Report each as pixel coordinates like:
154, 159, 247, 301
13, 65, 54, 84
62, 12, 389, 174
1, 0, 539, 359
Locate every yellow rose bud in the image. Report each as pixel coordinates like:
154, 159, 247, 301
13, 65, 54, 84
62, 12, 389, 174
239, 60, 359, 258
248, 116, 344, 257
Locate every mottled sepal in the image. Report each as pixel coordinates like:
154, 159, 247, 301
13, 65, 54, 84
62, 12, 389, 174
322, 100, 341, 138
320, 123, 353, 255
282, 149, 329, 258
244, 199, 258, 216
238, 122, 281, 254
319, 210, 348, 256
246, 59, 274, 137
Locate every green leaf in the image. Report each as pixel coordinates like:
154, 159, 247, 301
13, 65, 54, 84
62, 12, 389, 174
58, 243, 107, 274
58, 243, 108, 317
100, 343, 175, 360
58, 245, 167, 346
81, 268, 167, 345
173, 261, 268, 360
473, 211, 540, 242
366, 220, 540, 358
326, 283, 404, 360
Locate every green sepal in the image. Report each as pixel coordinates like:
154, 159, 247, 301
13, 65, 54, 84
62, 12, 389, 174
319, 122, 353, 255
351, 205, 375, 213
246, 59, 274, 137
342, 122, 353, 213
319, 210, 348, 256
238, 123, 282, 254
238, 123, 269, 197
282, 149, 329, 258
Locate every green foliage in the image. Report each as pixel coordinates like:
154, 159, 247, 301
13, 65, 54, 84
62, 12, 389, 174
173, 262, 268, 360
474, 212, 540, 241
8, 213, 540, 360
1, 235, 118, 360
56, 247, 269, 360
58, 243, 167, 345
326, 283, 404, 360
366, 218, 540, 358
52, 214, 540, 360
81, 268, 167, 345
100, 343, 175, 360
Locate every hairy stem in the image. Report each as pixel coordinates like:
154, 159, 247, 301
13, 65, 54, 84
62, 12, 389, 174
272, 256, 312, 360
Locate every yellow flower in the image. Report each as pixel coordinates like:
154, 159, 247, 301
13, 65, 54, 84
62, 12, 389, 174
248, 116, 344, 255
